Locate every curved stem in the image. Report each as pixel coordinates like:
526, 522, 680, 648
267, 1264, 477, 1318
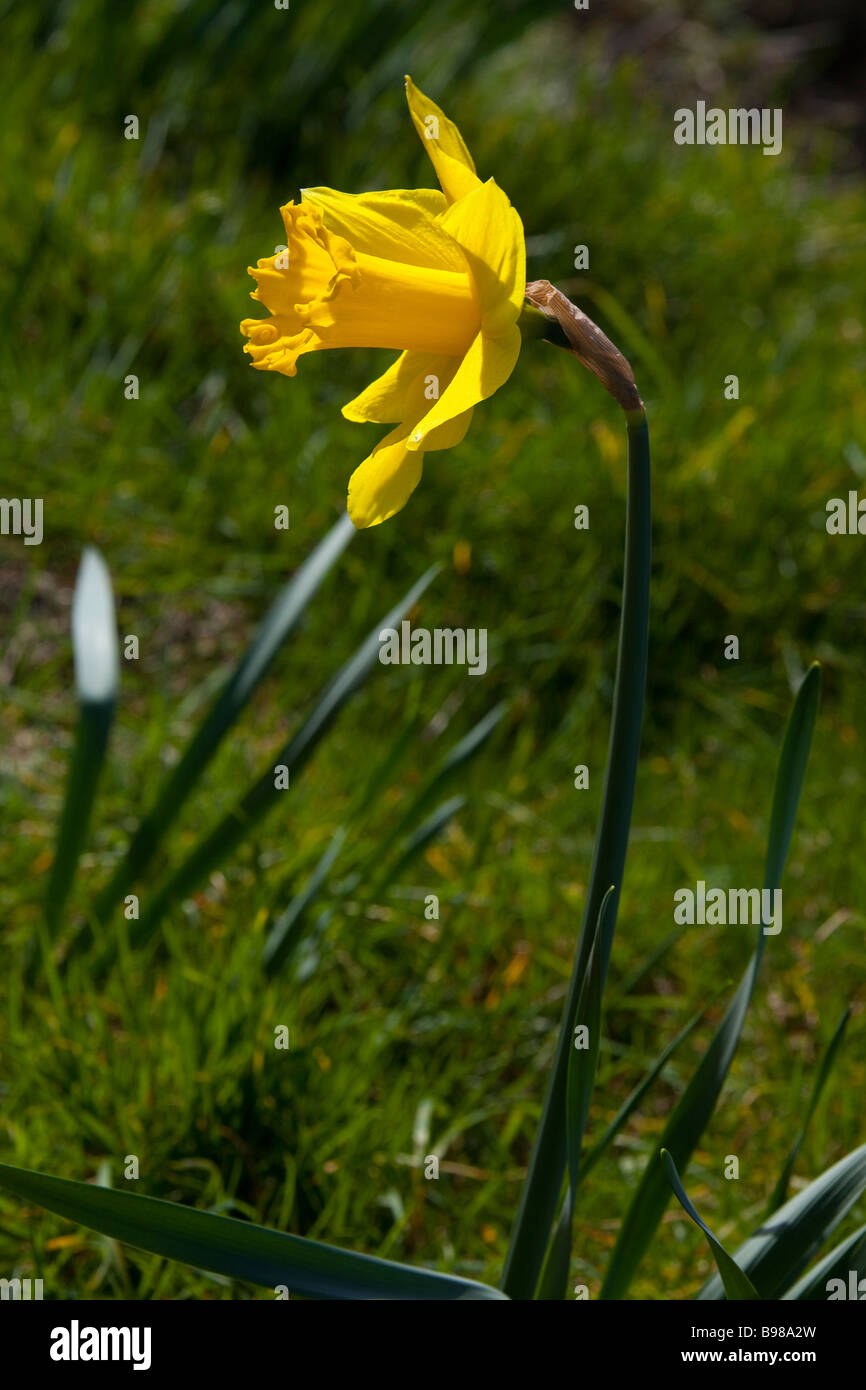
501, 408, 651, 1299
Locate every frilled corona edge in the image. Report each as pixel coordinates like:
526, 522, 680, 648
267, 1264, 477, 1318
524, 279, 644, 414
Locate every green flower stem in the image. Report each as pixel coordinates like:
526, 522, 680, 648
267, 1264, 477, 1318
501, 402, 651, 1300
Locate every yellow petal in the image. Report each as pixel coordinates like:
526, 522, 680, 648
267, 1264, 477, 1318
404, 76, 480, 204
440, 179, 526, 336
346, 396, 473, 529
347, 424, 424, 529
425, 404, 474, 452
342, 351, 458, 423
406, 326, 521, 451
302, 186, 467, 273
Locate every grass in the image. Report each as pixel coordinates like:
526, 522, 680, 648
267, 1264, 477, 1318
1, 0, 865, 1297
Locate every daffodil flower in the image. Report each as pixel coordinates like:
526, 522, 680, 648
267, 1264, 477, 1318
240, 76, 525, 529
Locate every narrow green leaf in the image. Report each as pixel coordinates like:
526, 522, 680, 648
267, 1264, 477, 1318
577, 997, 714, 1185
536, 887, 615, 1301
0, 1162, 506, 1301
346, 708, 424, 823
766, 1007, 850, 1215
372, 703, 506, 876
567, 886, 616, 1193
782, 1224, 866, 1300
698, 1142, 866, 1300
502, 412, 651, 1300
306, 705, 505, 941
764, 663, 822, 891
534, 1196, 575, 1303
601, 663, 821, 1299
617, 926, 682, 997
44, 549, 118, 937
287, 790, 468, 981
375, 794, 467, 890
90, 513, 354, 929
262, 827, 347, 974
293, 703, 502, 980
662, 1150, 760, 1300
262, 712, 424, 977
120, 565, 439, 955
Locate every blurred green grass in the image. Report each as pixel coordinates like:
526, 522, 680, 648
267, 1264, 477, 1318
1, 0, 865, 1297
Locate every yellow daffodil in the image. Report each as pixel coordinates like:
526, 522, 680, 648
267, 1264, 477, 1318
240, 76, 525, 528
